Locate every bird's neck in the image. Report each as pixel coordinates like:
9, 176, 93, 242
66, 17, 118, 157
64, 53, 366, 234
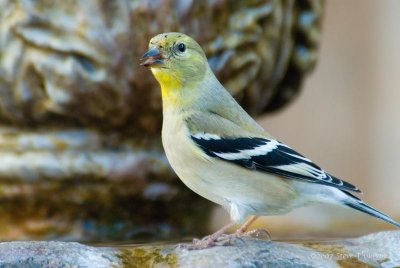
158, 67, 216, 112
157, 67, 267, 136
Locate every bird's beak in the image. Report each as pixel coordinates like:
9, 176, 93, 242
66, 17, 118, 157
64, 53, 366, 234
140, 47, 164, 67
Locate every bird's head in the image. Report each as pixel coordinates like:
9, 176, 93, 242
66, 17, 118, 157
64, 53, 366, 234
141, 33, 208, 95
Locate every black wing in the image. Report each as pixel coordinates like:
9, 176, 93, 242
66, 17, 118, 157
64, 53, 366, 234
191, 133, 361, 193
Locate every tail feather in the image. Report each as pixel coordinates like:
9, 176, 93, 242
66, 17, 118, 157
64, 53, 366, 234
346, 201, 400, 228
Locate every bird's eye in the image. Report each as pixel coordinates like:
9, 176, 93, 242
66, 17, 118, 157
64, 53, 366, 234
177, 43, 186, 52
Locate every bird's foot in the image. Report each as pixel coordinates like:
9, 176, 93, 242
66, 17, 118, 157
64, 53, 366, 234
213, 228, 270, 246
177, 222, 236, 250
214, 233, 246, 246
178, 234, 243, 250
176, 229, 270, 250
188, 228, 270, 248
176, 235, 219, 250
236, 228, 271, 241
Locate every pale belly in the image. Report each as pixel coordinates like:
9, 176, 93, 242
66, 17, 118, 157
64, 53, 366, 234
161, 111, 298, 222
162, 114, 226, 205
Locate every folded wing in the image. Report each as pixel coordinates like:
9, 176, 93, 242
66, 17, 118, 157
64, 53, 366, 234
191, 133, 360, 193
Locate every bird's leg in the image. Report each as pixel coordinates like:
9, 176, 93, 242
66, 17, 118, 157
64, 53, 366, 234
203, 222, 235, 242
184, 222, 235, 250
235, 215, 271, 240
235, 215, 258, 234
180, 217, 270, 250
211, 216, 270, 246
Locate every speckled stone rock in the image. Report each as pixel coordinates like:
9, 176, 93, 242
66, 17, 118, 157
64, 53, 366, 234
0, 241, 119, 268
0, 231, 399, 267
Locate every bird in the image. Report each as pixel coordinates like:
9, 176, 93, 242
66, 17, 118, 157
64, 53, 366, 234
140, 32, 400, 249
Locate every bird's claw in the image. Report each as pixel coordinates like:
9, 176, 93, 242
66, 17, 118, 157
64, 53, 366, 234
176, 236, 216, 250
238, 228, 271, 241
177, 233, 242, 250
176, 228, 270, 250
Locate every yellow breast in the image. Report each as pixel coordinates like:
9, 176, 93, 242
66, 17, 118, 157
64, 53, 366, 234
151, 68, 181, 98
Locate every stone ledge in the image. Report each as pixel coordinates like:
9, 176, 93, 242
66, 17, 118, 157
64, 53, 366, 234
0, 231, 399, 267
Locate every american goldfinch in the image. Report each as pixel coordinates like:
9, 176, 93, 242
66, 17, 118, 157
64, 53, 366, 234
141, 32, 400, 248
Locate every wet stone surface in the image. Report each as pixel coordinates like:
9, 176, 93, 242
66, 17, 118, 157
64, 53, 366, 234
0, 231, 398, 268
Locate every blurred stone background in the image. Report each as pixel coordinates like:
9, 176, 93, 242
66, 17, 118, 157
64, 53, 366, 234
0, 0, 323, 241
